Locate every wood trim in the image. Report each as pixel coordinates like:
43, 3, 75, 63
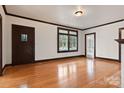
2, 55, 119, 73
2, 5, 83, 31
36, 55, 85, 63
2, 64, 12, 74
85, 33, 96, 58
96, 57, 119, 62
119, 29, 121, 62
3, 5, 124, 31
82, 19, 124, 31
2, 5, 8, 14
8, 13, 83, 30
2, 55, 85, 72
57, 27, 78, 32
115, 39, 124, 43
12, 24, 35, 29
0, 14, 2, 76
118, 28, 124, 62
57, 27, 78, 53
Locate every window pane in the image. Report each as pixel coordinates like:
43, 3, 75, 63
59, 29, 68, 34
69, 31, 77, 35
21, 34, 28, 42
69, 36, 77, 50
59, 34, 68, 51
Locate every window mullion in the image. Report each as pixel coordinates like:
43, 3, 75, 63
58, 27, 78, 53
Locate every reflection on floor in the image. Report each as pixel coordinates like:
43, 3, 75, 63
0, 57, 120, 88
105, 71, 120, 87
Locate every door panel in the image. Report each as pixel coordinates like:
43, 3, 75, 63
12, 24, 35, 65
0, 15, 2, 75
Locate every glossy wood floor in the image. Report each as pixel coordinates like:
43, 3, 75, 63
0, 57, 120, 88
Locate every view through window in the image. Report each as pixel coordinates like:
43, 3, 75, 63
58, 27, 78, 52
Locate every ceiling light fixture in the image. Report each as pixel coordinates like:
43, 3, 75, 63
74, 10, 83, 16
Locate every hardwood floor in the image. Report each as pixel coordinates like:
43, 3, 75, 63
0, 57, 120, 88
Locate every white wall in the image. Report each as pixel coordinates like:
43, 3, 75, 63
83, 21, 124, 60
0, 5, 7, 67
6, 15, 84, 64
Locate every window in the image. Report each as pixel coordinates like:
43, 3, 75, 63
58, 27, 78, 52
59, 34, 68, 51
21, 34, 28, 42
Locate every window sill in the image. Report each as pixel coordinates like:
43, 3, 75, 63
57, 50, 78, 53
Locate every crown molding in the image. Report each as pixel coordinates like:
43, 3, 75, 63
2, 5, 124, 31
7, 13, 84, 30
82, 19, 124, 30
2, 5, 7, 14
2, 5, 84, 31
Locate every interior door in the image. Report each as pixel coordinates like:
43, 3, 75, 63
12, 24, 35, 65
85, 33, 96, 58
0, 15, 2, 75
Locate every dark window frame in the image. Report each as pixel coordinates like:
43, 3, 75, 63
57, 27, 78, 53
0, 14, 2, 76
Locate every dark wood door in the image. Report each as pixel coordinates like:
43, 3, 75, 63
12, 24, 35, 65
0, 15, 2, 75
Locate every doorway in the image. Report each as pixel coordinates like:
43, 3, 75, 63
12, 24, 35, 65
85, 33, 96, 58
0, 14, 2, 75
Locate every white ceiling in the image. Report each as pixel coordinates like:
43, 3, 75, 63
5, 5, 124, 29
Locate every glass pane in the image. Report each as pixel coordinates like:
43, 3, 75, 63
86, 35, 94, 58
59, 34, 68, 51
59, 29, 68, 34
69, 36, 77, 50
69, 31, 77, 35
21, 34, 28, 42
121, 29, 124, 39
